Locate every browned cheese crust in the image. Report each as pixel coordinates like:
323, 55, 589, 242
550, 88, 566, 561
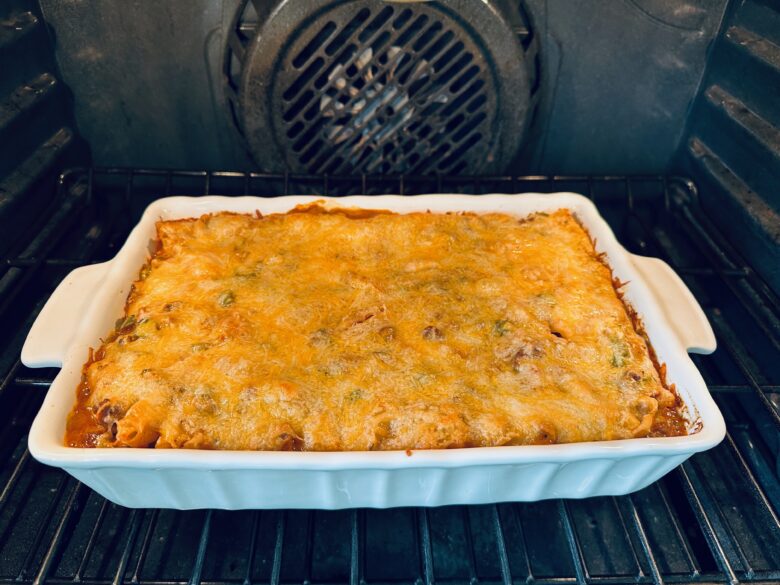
66, 207, 687, 450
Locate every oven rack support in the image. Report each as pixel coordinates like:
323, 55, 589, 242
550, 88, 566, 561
0, 169, 778, 585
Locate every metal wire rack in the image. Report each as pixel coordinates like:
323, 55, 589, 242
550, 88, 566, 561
0, 169, 778, 585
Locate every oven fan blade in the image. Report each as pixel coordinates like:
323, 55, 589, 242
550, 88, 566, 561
319, 46, 445, 174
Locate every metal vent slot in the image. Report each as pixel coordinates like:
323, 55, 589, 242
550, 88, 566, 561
451, 65, 480, 93
433, 54, 473, 94
393, 8, 413, 30
395, 14, 429, 47
443, 80, 485, 117
293, 22, 337, 68
359, 6, 394, 42
282, 58, 325, 102
287, 120, 304, 139
325, 9, 371, 56
278, 6, 496, 175
438, 132, 482, 172
431, 40, 465, 72
467, 94, 487, 113
452, 111, 487, 143
283, 89, 315, 122
421, 30, 455, 62
413, 22, 443, 52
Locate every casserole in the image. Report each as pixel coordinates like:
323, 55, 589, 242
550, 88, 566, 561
68, 207, 687, 450
22, 194, 725, 509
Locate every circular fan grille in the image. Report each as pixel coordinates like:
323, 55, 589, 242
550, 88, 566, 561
226, 1, 538, 175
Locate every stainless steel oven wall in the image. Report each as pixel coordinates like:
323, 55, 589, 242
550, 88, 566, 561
0, 0, 85, 254
673, 0, 780, 293
37, 0, 726, 174
36, 0, 254, 171
520, 0, 726, 174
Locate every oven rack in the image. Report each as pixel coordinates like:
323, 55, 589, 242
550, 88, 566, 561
0, 169, 778, 585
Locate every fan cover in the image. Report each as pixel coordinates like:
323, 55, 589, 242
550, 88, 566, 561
225, 0, 539, 175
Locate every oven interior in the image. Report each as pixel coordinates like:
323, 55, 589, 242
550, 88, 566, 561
1, 0, 779, 583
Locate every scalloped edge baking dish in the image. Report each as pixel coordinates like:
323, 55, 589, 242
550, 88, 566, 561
22, 194, 725, 509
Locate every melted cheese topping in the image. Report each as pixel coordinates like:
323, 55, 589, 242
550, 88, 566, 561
67, 207, 687, 450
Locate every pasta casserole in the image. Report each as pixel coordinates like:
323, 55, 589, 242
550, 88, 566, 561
66, 205, 687, 450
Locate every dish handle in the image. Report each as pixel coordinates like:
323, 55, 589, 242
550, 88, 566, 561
630, 254, 716, 354
22, 262, 112, 368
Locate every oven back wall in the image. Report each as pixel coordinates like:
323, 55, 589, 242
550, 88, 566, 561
38, 0, 727, 174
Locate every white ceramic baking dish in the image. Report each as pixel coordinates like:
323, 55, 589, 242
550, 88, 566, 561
22, 194, 725, 510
